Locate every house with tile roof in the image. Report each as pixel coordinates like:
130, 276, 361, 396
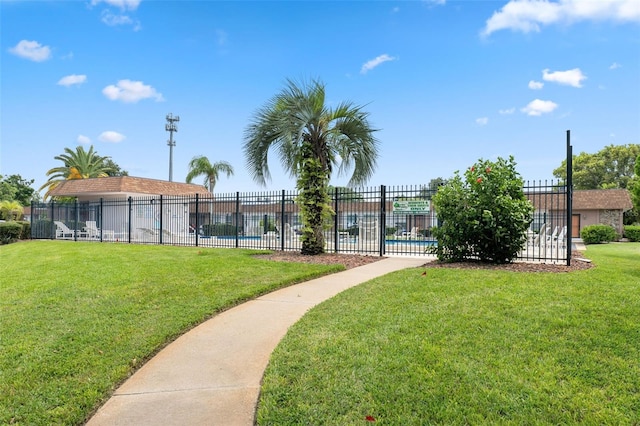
45, 176, 212, 239
49, 176, 211, 200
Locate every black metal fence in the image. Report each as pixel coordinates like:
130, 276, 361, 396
30, 180, 571, 263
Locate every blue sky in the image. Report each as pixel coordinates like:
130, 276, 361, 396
2, 0, 639, 195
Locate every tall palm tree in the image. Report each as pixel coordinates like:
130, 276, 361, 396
39, 145, 114, 200
244, 78, 379, 255
185, 156, 234, 193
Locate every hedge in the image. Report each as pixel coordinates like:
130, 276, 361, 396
580, 224, 618, 244
623, 225, 640, 242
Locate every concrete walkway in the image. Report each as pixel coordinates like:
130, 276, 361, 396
86, 256, 427, 426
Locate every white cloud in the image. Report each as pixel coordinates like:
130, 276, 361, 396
8, 40, 51, 62
528, 80, 544, 90
521, 99, 558, 116
609, 62, 622, 70
101, 11, 132, 25
361, 54, 397, 74
77, 135, 92, 144
100, 10, 141, 30
542, 68, 586, 87
57, 74, 87, 87
102, 79, 164, 103
98, 131, 126, 143
482, 0, 640, 37
499, 107, 516, 114
476, 117, 489, 126
91, 0, 141, 11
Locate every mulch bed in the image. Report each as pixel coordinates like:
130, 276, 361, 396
256, 251, 593, 273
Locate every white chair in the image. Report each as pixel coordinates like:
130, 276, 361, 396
409, 227, 421, 239
54, 221, 86, 239
55, 221, 74, 239
85, 220, 115, 240
553, 226, 567, 249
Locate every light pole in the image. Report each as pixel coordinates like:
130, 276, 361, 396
165, 113, 180, 181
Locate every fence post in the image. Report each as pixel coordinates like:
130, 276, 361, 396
74, 198, 79, 241
30, 200, 33, 239
128, 197, 133, 243
281, 189, 286, 251
99, 198, 104, 242
333, 187, 339, 253
566, 130, 573, 266
236, 192, 240, 248
380, 185, 386, 256
50, 200, 55, 239
195, 193, 200, 247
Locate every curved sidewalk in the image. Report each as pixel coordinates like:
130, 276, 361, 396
87, 256, 427, 426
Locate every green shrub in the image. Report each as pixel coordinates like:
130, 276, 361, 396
623, 225, 640, 242
429, 156, 534, 264
581, 224, 618, 244
17, 221, 31, 239
0, 221, 22, 244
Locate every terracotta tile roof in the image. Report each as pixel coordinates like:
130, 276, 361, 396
572, 189, 633, 211
49, 176, 211, 197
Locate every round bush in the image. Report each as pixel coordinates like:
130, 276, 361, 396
430, 156, 534, 264
624, 225, 640, 242
581, 224, 617, 244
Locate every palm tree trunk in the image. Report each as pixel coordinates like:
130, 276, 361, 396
298, 153, 330, 255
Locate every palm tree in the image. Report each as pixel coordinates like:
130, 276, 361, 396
243, 78, 379, 255
0, 200, 23, 221
39, 145, 114, 200
185, 156, 234, 193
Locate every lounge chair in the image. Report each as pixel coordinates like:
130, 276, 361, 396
85, 220, 115, 240
54, 221, 86, 239
552, 226, 567, 249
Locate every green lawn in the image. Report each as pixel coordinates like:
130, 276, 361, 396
0, 241, 343, 426
258, 243, 640, 425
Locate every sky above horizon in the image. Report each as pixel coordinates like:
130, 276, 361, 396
2, 0, 639, 196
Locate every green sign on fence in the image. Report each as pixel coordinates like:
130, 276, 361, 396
392, 200, 431, 215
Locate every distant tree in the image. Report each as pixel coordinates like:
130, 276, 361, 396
0, 174, 36, 205
39, 145, 115, 200
419, 177, 447, 199
553, 144, 639, 190
185, 156, 234, 193
0, 179, 17, 202
103, 159, 129, 177
243, 78, 379, 255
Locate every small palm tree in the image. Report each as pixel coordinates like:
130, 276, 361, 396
39, 145, 114, 199
244, 78, 379, 255
185, 156, 234, 193
0, 200, 24, 221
